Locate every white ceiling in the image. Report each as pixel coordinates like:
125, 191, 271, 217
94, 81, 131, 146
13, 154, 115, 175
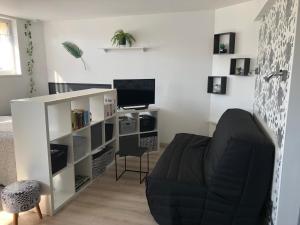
0, 0, 253, 21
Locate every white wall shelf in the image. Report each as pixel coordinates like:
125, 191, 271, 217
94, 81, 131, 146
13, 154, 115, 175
11, 89, 117, 216
100, 47, 147, 53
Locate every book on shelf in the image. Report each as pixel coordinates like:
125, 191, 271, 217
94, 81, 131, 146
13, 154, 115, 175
72, 109, 91, 130
104, 96, 117, 117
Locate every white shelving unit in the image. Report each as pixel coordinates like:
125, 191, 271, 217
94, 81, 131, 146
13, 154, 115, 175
100, 47, 147, 53
117, 107, 160, 152
11, 89, 117, 216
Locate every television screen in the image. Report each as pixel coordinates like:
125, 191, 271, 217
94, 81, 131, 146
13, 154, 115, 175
113, 79, 155, 108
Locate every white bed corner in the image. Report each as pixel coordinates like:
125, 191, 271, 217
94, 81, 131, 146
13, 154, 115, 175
0, 116, 17, 186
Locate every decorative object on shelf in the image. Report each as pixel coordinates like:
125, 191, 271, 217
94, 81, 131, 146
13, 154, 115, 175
236, 67, 243, 75
104, 95, 117, 117
111, 29, 136, 47
219, 43, 227, 54
214, 32, 235, 54
207, 76, 227, 94
62, 41, 86, 70
264, 70, 288, 82
24, 21, 36, 94
230, 58, 251, 76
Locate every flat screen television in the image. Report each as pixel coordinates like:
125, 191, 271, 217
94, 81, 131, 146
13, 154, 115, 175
113, 79, 155, 109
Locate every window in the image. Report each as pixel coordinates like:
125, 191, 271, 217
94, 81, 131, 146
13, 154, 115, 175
0, 17, 21, 76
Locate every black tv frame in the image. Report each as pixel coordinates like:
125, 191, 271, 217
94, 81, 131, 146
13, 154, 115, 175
113, 79, 155, 110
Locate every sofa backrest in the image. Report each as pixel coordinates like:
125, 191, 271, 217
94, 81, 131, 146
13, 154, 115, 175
204, 108, 273, 184
202, 109, 274, 223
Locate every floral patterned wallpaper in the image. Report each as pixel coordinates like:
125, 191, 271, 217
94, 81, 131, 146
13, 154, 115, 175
254, 0, 299, 224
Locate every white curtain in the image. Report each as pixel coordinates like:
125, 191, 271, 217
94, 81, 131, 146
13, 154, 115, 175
0, 21, 14, 73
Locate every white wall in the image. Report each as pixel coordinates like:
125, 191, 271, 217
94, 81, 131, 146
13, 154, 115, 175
43, 11, 215, 143
209, 1, 260, 123
0, 20, 48, 116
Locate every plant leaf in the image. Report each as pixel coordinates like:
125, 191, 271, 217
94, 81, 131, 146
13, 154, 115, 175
62, 41, 83, 58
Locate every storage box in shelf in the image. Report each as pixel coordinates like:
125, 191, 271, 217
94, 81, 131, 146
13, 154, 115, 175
92, 145, 115, 179
119, 116, 137, 135
105, 123, 114, 142
50, 144, 68, 175
91, 122, 103, 151
140, 115, 156, 132
140, 132, 158, 150
92, 151, 106, 179
73, 135, 89, 162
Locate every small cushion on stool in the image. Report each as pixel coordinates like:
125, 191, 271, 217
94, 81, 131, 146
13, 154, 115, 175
1, 180, 41, 213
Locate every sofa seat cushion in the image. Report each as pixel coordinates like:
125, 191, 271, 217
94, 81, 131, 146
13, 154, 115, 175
146, 177, 207, 225
150, 133, 211, 185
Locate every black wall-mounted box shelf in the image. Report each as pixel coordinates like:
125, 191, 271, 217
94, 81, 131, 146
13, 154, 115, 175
207, 76, 227, 95
230, 58, 251, 76
214, 32, 236, 54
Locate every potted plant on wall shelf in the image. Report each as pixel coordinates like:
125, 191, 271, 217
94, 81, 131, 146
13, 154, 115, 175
219, 43, 227, 54
111, 29, 136, 47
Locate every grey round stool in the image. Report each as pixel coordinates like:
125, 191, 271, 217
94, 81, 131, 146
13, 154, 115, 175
1, 180, 42, 225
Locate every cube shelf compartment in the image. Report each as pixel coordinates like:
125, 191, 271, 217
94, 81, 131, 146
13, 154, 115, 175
11, 89, 117, 216
119, 113, 139, 136
73, 128, 91, 163
105, 117, 116, 142
117, 107, 159, 153
91, 122, 103, 151
207, 76, 227, 95
140, 132, 158, 151
47, 102, 72, 141
52, 166, 75, 210
214, 32, 236, 54
75, 157, 91, 192
230, 58, 251, 76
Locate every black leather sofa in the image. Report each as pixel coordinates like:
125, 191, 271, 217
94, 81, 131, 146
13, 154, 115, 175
146, 109, 274, 225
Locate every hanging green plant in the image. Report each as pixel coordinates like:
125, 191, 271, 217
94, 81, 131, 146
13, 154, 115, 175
62, 41, 86, 70
24, 20, 36, 94
111, 29, 136, 47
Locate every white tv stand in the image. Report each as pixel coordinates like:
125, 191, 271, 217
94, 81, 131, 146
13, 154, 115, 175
117, 106, 160, 152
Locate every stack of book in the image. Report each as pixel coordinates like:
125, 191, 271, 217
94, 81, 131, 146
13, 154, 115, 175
72, 110, 90, 130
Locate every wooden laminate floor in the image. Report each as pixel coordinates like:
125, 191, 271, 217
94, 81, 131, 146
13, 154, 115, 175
0, 150, 163, 225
